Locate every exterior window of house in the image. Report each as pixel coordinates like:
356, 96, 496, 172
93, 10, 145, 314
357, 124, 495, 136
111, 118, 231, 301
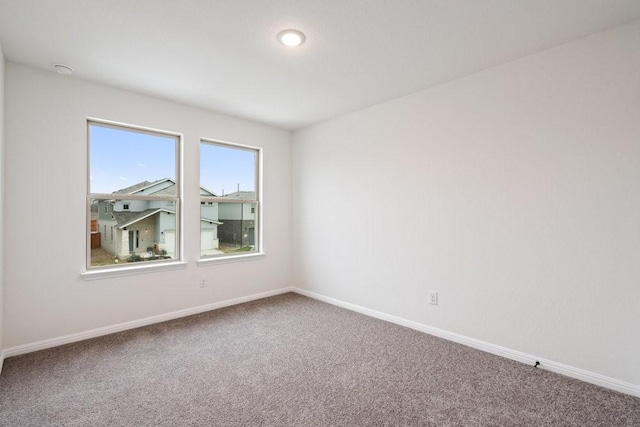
200, 139, 260, 258
87, 120, 180, 269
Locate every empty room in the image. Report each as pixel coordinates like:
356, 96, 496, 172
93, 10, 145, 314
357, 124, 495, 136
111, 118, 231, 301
0, 1, 639, 425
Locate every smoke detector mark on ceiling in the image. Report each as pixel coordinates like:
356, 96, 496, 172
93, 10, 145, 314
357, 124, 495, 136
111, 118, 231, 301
53, 64, 74, 75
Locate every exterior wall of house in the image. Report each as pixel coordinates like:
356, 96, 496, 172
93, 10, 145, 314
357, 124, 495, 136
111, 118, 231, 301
125, 215, 157, 255
218, 203, 255, 221
97, 200, 114, 220
200, 203, 217, 221
148, 200, 176, 210
156, 211, 175, 250
200, 219, 220, 252
113, 200, 147, 212
116, 228, 128, 258
111, 215, 161, 259
218, 203, 255, 246
99, 218, 118, 255
200, 203, 220, 250
218, 220, 255, 247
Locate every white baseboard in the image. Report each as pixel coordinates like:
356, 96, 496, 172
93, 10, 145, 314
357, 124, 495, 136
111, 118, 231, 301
4, 286, 638, 398
292, 287, 640, 398
3, 286, 295, 358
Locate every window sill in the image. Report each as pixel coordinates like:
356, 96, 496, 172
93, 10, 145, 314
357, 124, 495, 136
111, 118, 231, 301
197, 252, 266, 267
81, 261, 188, 281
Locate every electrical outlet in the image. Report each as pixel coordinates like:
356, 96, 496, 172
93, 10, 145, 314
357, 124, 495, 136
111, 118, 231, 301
199, 278, 207, 288
429, 291, 438, 306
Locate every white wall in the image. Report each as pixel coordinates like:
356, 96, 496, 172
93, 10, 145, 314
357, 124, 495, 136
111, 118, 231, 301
4, 62, 292, 348
293, 21, 640, 386
0, 43, 5, 363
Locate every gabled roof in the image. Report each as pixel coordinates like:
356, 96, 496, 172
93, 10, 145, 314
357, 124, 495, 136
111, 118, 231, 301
113, 208, 169, 229
200, 185, 219, 197
113, 178, 220, 197
114, 178, 174, 195
113, 180, 154, 194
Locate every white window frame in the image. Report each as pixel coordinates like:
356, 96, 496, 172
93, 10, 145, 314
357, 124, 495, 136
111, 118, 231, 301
198, 138, 264, 265
84, 119, 184, 277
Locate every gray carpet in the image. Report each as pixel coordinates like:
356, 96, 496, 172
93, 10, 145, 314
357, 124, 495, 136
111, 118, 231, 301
0, 293, 638, 426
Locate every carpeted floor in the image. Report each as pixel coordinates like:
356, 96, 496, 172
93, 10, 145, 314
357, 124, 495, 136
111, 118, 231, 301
0, 293, 638, 426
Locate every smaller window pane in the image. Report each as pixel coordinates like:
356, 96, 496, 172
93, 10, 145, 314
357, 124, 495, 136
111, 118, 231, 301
200, 143, 256, 196
90, 198, 177, 266
216, 202, 257, 254
200, 139, 259, 259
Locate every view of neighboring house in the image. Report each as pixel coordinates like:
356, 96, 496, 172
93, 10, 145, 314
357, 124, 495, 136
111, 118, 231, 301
97, 178, 222, 259
216, 191, 256, 247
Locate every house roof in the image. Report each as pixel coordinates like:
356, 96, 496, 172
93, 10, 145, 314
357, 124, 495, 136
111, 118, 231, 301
113, 209, 169, 229
114, 178, 174, 195
113, 180, 155, 194
222, 191, 256, 200
200, 186, 219, 197
113, 178, 219, 197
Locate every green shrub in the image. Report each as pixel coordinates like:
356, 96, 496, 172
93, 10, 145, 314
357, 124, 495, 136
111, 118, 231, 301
127, 254, 143, 263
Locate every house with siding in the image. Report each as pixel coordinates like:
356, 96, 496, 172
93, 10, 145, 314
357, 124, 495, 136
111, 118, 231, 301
98, 178, 222, 259
217, 191, 256, 247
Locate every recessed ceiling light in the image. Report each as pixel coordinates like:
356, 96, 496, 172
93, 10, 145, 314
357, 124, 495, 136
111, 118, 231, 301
53, 64, 74, 75
277, 29, 306, 47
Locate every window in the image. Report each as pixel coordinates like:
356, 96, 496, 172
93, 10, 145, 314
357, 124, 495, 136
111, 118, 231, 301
200, 139, 260, 258
87, 120, 180, 269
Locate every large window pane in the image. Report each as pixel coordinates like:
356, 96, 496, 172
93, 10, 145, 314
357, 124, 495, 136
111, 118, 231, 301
88, 121, 180, 270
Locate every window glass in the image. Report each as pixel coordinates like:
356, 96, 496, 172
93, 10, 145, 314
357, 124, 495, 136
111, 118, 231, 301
200, 141, 259, 257
89, 124, 176, 194
88, 121, 180, 269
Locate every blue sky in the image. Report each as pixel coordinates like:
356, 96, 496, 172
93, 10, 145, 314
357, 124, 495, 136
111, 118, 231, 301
200, 143, 255, 196
89, 124, 255, 195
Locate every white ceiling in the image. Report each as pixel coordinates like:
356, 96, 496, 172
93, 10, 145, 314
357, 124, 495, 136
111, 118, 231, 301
1, 1, 640, 130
